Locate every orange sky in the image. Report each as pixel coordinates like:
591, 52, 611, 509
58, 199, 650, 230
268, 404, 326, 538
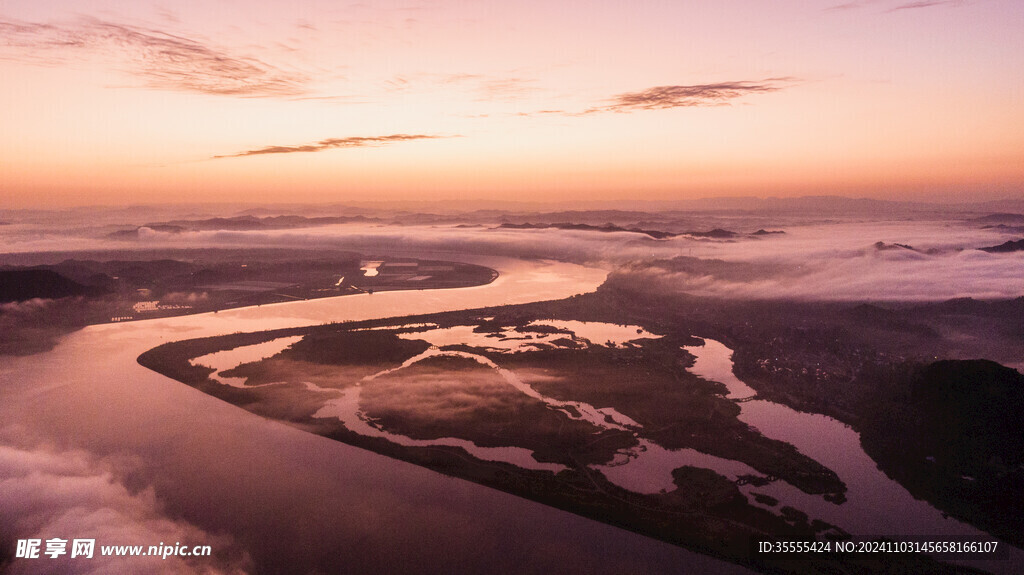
1, 0, 1022, 207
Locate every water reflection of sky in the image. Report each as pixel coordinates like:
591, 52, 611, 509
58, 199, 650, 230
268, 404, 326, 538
395, 319, 659, 353
0, 257, 755, 575
685, 338, 1024, 572
192, 336, 302, 387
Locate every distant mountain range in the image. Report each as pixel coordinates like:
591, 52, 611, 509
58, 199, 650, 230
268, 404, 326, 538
6, 195, 1024, 226
242, 195, 1024, 215
973, 213, 1024, 224
496, 222, 678, 239
285, 195, 1024, 216
108, 215, 379, 238
495, 222, 748, 240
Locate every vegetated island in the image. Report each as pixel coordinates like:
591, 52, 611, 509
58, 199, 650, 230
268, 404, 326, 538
138, 278, 1011, 574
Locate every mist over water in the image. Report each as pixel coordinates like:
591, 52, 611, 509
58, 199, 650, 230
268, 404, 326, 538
2, 206, 1022, 573
0, 436, 252, 575
4, 210, 1019, 302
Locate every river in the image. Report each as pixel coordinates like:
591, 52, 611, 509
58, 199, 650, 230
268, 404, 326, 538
0, 257, 751, 574
684, 338, 1023, 573
4, 253, 1019, 574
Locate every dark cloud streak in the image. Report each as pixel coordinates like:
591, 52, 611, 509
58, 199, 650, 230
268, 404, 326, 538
0, 17, 307, 97
582, 78, 795, 114
888, 0, 957, 11
213, 134, 446, 159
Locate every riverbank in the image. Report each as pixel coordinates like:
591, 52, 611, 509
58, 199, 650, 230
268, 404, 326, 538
3, 257, 756, 575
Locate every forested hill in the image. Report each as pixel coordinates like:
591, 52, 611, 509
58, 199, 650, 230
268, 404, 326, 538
0, 269, 96, 303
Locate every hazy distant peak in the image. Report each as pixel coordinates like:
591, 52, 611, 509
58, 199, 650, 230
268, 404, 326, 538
974, 213, 1024, 224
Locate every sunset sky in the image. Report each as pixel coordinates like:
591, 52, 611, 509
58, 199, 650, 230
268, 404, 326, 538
1, 0, 1022, 207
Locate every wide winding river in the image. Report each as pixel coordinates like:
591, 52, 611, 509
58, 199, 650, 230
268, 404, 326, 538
2, 254, 1019, 574
0, 257, 753, 575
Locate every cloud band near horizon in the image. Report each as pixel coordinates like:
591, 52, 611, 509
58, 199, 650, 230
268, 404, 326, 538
213, 134, 447, 159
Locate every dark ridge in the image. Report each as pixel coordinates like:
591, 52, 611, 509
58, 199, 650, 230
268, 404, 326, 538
108, 224, 188, 239
911, 296, 1024, 317
750, 229, 785, 236
147, 224, 187, 233
108, 215, 379, 238
979, 239, 1024, 253
686, 228, 737, 239
496, 222, 677, 239
974, 213, 1024, 224
0, 258, 188, 284
914, 359, 1024, 414
283, 331, 431, 366
873, 241, 916, 251
917, 297, 988, 315
980, 223, 1024, 233
0, 270, 99, 303
845, 302, 897, 320
494, 210, 655, 225
859, 358, 1024, 545
108, 229, 142, 240
11, 259, 195, 286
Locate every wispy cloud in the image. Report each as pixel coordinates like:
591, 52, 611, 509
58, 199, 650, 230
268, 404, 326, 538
386, 72, 538, 101
516, 110, 567, 117
826, 0, 962, 12
583, 78, 795, 114
825, 0, 881, 11
213, 134, 446, 159
511, 79, 795, 118
888, 0, 958, 11
0, 17, 307, 97
439, 74, 537, 100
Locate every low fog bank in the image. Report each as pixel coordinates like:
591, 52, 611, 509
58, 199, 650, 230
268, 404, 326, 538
0, 428, 251, 575
616, 251, 1024, 301
2, 209, 1022, 302
609, 221, 1024, 301
91, 222, 1024, 302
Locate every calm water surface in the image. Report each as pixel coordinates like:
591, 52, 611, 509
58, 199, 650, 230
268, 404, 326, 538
684, 338, 1023, 573
0, 257, 751, 574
